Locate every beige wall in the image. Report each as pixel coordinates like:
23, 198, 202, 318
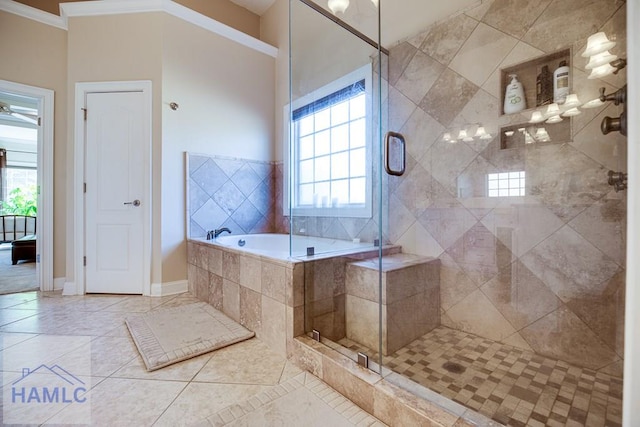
161, 14, 275, 282
66, 13, 164, 284
174, 0, 260, 39
0, 11, 68, 279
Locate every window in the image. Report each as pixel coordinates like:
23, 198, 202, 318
487, 171, 525, 197
285, 65, 372, 217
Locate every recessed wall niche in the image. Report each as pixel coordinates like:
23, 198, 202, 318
499, 48, 573, 149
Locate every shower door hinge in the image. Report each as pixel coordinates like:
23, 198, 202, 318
82, 108, 87, 120
84, 182, 87, 193
312, 330, 321, 342
37, 117, 41, 126
83, 256, 86, 266
357, 352, 369, 369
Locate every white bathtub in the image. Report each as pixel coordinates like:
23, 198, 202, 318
212, 233, 374, 259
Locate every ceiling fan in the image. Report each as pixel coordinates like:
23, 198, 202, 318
0, 101, 38, 125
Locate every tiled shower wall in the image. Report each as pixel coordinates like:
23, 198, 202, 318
187, 153, 277, 237
386, 0, 627, 374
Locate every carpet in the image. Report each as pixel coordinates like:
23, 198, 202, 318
125, 302, 255, 371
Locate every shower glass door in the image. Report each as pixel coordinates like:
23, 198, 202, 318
289, 0, 388, 369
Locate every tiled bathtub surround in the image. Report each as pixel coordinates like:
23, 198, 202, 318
385, 0, 627, 373
187, 153, 277, 237
187, 239, 304, 356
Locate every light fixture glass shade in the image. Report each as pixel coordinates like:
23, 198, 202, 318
529, 111, 545, 123
562, 94, 582, 109
585, 51, 618, 69
328, 0, 349, 14
442, 132, 452, 141
588, 63, 616, 79
582, 32, 616, 57
544, 103, 560, 118
474, 126, 486, 138
505, 131, 515, 136
535, 127, 550, 141
457, 129, 468, 140
562, 108, 582, 117
582, 98, 605, 109
546, 115, 563, 124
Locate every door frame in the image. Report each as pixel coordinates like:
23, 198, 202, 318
0, 79, 54, 291
72, 81, 152, 295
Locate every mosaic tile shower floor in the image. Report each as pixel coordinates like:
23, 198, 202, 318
340, 326, 622, 427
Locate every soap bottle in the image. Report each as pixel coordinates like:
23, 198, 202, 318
536, 65, 552, 106
553, 60, 570, 104
504, 74, 526, 114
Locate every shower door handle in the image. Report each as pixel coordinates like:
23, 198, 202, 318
384, 131, 406, 176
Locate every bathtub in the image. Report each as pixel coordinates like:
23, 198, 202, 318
211, 233, 374, 259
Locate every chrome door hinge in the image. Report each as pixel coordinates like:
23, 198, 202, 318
37, 117, 41, 126
84, 183, 87, 193
83, 256, 86, 266
82, 108, 87, 120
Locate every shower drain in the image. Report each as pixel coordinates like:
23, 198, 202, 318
442, 361, 466, 374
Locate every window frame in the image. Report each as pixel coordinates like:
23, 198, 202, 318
283, 64, 373, 218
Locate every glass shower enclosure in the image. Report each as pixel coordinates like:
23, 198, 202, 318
289, 1, 626, 425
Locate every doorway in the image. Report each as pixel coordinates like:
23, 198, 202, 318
0, 80, 54, 294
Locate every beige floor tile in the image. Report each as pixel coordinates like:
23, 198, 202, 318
0, 331, 37, 349
51, 336, 139, 377
0, 291, 39, 309
0, 309, 38, 327
194, 339, 286, 385
46, 377, 186, 425
1, 334, 92, 372
154, 382, 268, 426
112, 352, 213, 382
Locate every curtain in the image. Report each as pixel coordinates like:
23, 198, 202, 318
0, 148, 6, 211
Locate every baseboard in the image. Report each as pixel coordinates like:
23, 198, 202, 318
53, 277, 65, 291
62, 281, 77, 295
150, 280, 188, 297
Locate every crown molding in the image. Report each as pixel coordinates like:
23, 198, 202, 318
0, 0, 66, 30
0, 0, 278, 58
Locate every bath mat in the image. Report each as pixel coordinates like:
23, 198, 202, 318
125, 302, 255, 371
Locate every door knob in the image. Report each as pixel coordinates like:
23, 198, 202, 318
124, 199, 141, 207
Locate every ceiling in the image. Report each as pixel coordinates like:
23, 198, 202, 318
13, 0, 479, 45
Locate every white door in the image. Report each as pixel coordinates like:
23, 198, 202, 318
85, 91, 145, 294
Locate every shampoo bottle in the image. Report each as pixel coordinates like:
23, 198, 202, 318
536, 65, 552, 106
504, 74, 526, 114
553, 60, 570, 104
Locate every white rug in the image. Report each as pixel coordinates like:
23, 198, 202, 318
125, 302, 255, 371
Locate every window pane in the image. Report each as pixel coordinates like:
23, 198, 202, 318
331, 124, 349, 153
488, 179, 498, 189
350, 118, 365, 148
299, 135, 314, 160
331, 152, 349, 180
315, 182, 330, 206
331, 179, 349, 205
299, 159, 314, 184
315, 156, 330, 182
350, 148, 366, 177
350, 94, 365, 119
350, 178, 365, 204
299, 115, 314, 136
314, 129, 330, 156
299, 183, 314, 205
315, 108, 330, 131
331, 101, 349, 126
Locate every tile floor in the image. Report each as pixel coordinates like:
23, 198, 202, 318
341, 326, 623, 427
0, 291, 385, 426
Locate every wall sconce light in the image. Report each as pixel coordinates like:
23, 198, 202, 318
328, 0, 349, 14
474, 126, 493, 140
582, 32, 627, 79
